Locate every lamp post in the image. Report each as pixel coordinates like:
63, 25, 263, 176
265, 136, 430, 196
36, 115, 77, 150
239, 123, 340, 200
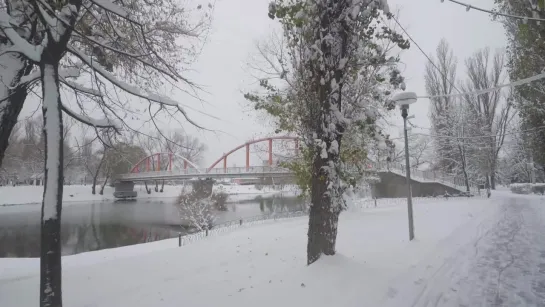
392, 92, 417, 241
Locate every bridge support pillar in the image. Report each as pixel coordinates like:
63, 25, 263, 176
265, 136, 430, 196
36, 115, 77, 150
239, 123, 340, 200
192, 179, 215, 197
268, 138, 273, 166
246, 144, 250, 171
114, 181, 137, 199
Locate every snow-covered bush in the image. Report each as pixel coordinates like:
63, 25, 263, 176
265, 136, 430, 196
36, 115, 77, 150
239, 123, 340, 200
176, 189, 230, 230
211, 192, 229, 211
510, 183, 537, 194
177, 191, 216, 231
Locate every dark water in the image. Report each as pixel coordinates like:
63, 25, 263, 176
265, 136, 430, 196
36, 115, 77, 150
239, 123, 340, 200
0, 195, 306, 258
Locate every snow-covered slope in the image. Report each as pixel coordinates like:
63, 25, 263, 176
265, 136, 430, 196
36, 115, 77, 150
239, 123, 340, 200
4, 195, 538, 307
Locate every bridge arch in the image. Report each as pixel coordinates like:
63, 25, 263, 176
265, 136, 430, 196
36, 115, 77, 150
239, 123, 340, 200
130, 152, 201, 174
207, 136, 299, 172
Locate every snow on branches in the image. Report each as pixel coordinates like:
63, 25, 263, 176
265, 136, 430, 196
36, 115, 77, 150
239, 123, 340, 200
0, 1, 213, 305
0, 0, 212, 138
266, 0, 408, 264
267, 0, 407, 209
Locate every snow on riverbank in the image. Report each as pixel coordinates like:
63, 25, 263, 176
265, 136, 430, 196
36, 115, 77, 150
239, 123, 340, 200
214, 184, 300, 203
0, 185, 180, 206
0, 184, 301, 207
0, 196, 501, 307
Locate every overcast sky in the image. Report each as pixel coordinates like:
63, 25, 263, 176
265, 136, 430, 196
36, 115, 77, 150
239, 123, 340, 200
20, 0, 507, 169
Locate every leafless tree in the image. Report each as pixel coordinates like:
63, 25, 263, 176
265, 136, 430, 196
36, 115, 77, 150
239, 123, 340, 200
0, 1, 213, 305
425, 39, 459, 174
460, 48, 515, 189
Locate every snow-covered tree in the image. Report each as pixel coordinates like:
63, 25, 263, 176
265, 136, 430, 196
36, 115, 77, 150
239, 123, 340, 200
0, 1, 212, 305
265, 0, 408, 264
425, 40, 514, 191
460, 48, 515, 189
495, 0, 545, 169
425, 39, 459, 174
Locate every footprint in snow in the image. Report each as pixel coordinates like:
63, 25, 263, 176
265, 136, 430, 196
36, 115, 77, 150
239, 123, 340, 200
386, 287, 398, 298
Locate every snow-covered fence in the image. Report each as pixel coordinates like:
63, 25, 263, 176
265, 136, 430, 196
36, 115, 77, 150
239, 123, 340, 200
178, 211, 308, 247
510, 183, 545, 195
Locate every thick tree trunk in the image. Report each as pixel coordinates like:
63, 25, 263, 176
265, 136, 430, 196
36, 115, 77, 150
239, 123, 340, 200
490, 171, 496, 190
307, 152, 341, 265
0, 52, 32, 168
40, 63, 64, 307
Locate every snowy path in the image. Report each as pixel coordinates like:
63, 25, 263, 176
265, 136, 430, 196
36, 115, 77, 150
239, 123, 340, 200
1, 195, 545, 307
383, 195, 545, 306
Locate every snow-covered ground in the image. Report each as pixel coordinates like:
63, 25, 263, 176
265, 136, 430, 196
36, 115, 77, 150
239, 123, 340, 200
2, 192, 543, 306
0, 185, 179, 206
0, 184, 300, 207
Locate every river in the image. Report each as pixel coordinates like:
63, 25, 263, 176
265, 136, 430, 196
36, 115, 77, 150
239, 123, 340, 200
0, 195, 307, 258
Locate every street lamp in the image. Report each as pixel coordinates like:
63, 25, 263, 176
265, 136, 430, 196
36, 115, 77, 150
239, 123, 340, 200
392, 91, 417, 241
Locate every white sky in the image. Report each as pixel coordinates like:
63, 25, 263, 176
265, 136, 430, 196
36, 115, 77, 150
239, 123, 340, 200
19, 0, 507, 169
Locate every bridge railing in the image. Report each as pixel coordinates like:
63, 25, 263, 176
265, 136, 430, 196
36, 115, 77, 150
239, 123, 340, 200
206, 166, 292, 174
117, 166, 293, 180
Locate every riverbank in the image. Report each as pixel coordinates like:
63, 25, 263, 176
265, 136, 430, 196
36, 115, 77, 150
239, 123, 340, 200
0, 184, 301, 207
0, 196, 500, 306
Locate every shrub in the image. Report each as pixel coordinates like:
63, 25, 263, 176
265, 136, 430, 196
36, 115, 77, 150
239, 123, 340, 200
177, 190, 216, 231
510, 183, 536, 194
211, 191, 229, 211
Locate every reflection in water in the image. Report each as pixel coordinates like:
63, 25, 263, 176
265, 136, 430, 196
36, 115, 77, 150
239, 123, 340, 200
0, 195, 306, 258
0, 223, 177, 258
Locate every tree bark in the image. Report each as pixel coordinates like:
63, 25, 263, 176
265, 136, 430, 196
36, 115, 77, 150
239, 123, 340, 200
490, 163, 497, 189
99, 175, 109, 195
307, 148, 341, 265
0, 53, 32, 168
40, 62, 64, 307
91, 154, 106, 195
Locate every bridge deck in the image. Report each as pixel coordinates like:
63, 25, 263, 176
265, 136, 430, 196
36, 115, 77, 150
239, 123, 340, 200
116, 164, 479, 194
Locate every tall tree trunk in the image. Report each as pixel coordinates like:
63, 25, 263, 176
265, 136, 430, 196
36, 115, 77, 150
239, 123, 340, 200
40, 63, 64, 307
91, 154, 106, 195
457, 145, 470, 192
307, 153, 341, 264
0, 52, 32, 167
490, 172, 496, 190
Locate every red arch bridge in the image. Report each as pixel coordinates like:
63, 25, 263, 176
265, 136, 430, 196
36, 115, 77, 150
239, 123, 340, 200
117, 136, 300, 182
112, 136, 479, 198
